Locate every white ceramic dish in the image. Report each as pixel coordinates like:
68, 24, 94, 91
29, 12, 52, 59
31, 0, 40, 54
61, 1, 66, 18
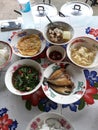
42, 62, 86, 104
26, 112, 74, 130
0, 41, 12, 70
5, 59, 44, 96
67, 36, 98, 69
11, 29, 46, 58
43, 21, 74, 46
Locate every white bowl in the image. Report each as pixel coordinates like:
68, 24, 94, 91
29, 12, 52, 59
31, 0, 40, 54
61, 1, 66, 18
26, 112, 74, 130
11, 29, 46, 58
67, 36, 98, 69
5, 59, 44, 96
43, 21, 74, 45
0, 41, 12, 70
46, 45, 66, 63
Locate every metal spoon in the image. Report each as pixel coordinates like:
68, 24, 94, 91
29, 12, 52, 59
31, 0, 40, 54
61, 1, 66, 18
45, 14, 54, 26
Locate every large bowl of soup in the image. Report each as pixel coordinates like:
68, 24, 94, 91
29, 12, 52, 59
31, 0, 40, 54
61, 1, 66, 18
5, 59, 44, 96
67, 36, 98, 69
43, 21, 74, 45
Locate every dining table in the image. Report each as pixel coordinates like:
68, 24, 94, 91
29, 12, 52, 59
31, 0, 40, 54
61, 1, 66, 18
0, 15, 98, 130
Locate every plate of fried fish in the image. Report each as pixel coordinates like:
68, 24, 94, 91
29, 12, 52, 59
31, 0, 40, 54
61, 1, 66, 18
11, 29, 46, 58
42, 62, 86, 104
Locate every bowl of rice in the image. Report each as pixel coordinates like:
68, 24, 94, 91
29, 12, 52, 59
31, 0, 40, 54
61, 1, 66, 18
0, 41, 12, 70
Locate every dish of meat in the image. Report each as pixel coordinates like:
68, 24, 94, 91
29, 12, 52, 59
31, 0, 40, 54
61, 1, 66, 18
42, 62, 86, 104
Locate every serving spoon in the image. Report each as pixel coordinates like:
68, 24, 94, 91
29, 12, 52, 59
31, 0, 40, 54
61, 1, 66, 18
45, 14, 64, 30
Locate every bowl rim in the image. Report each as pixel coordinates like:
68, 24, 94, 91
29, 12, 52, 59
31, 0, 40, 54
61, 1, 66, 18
46, 45, 66, 63
26, 112, 74, 130
5, 59, 44, 96
66, 36, 98, 68
43, 21, 74, 46
0, 41, 12, 70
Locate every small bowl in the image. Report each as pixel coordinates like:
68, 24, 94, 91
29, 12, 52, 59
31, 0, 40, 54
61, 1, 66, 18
26, 112, 74, 130
46, 45, 66, 63
44, 21, 74, 45
0, 41, 12, 70
5, 59, 44, 96
67, 36, 98, 68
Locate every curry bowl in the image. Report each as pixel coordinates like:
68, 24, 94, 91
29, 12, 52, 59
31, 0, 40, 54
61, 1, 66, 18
43, 21, 74, 45
5, 59, 44, 96
67, 36, 98, 69
26, 112, 74, 130
0, 41, 12, 70
11, 29, 46, 58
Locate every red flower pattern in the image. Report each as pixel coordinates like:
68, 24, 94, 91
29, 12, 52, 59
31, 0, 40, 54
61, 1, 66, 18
22, 87, 46, 106
83, 80, 98, 105
0, 114, 13, 130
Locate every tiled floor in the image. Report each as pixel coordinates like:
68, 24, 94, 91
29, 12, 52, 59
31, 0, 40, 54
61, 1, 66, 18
0, 0, 98, 20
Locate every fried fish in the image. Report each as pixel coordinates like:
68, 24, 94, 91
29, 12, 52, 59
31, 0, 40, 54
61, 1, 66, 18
47, 68, 74, 94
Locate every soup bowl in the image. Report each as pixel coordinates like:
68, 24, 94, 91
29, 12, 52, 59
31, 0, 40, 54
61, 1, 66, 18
43, 21, 74, 45
67, 36, 98, 68
5, 59, 44, 96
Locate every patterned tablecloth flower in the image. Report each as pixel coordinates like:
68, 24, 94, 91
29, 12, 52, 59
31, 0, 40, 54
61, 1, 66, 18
62, 69, 98, 112
0, 108, 18, 130
86, 27, 98, 40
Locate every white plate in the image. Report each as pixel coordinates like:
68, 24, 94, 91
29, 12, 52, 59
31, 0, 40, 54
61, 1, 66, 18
11, 29, 46, 58
42, 62, 86, 104
26, 112, 74, 130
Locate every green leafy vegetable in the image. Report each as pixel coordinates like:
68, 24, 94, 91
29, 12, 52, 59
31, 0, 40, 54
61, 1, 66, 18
12, 66, 40, 92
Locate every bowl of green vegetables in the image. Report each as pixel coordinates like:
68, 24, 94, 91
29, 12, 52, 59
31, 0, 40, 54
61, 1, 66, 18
5, 59, 44, 96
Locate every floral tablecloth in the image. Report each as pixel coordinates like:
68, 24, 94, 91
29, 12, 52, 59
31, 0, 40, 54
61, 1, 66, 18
0, 16, 98, 130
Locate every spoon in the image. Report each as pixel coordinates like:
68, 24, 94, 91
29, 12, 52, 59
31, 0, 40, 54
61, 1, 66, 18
45, 14, 63, 30
45, 14, 54, 25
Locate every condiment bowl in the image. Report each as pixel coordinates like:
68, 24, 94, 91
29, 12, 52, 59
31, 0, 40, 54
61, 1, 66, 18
5, 59, 44, 96
26, 112, 74, 130
46, 45, 66, 63
0, 41, 12, 70
43, 21, 74, 45
67, 36, 98, 68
